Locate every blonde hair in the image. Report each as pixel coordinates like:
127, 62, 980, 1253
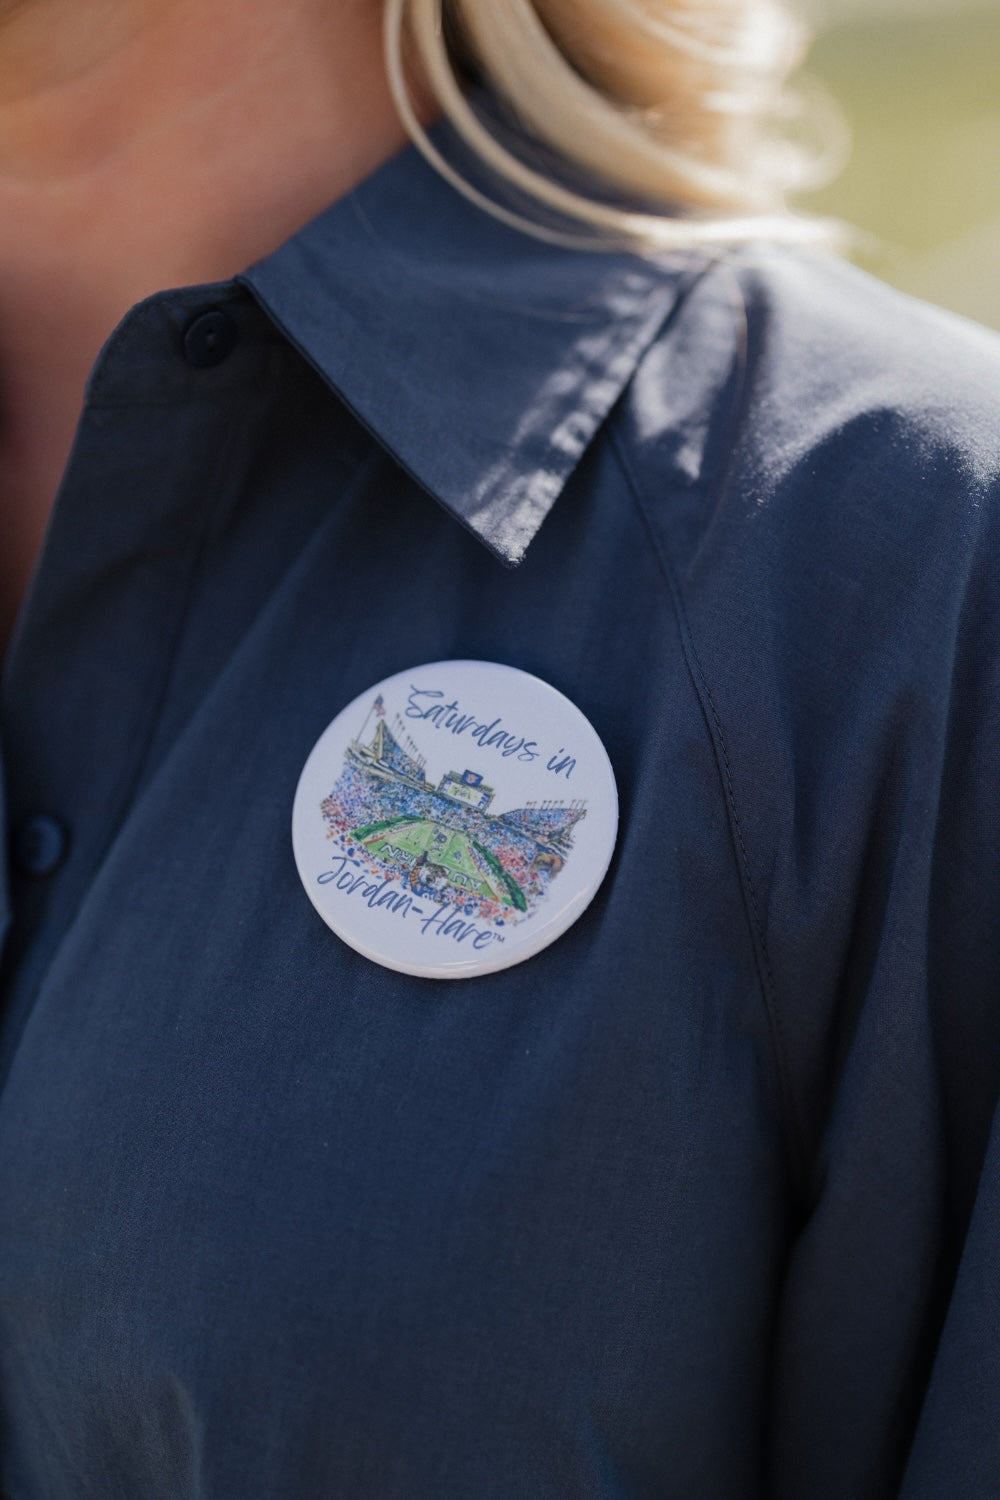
384, 0, 836, 248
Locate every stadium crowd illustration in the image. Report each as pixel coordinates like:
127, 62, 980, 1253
319, 718, 587, 925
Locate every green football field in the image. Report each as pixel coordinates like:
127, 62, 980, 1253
362, 819, 517, 906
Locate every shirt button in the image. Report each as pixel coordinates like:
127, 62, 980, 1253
182, 308, 238, 369
12, 813, 69, 877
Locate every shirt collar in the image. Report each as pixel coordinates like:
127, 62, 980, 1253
241, 143, 703, 566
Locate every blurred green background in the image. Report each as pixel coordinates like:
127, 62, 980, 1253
800, 0, 1000, 331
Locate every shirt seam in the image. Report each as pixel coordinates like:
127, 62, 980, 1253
608, 387, 808, 1201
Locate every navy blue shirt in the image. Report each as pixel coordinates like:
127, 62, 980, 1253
1, 142, 999, 1498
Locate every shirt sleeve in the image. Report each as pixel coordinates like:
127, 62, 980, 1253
621, 247, 1000, 1496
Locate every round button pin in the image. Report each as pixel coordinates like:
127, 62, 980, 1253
292, 661, 618, 979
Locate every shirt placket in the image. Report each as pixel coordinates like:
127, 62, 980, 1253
0, 287, 260, 1078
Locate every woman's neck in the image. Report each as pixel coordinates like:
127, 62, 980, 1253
0, 0, 401, 269
0, 0, 403, 639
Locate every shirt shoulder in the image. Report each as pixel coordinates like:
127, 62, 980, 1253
611, 247, 1000, 1186
615, 241, 1000, 669
617, 244, 1000, 538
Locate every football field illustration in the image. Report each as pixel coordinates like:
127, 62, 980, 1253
319, 700, 586, 927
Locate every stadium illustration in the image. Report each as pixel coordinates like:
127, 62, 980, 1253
319, 697, 586, 926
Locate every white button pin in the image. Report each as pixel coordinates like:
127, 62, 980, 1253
292, 661, 618, 979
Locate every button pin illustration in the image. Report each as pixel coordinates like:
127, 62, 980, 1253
292, 661, 618, 978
